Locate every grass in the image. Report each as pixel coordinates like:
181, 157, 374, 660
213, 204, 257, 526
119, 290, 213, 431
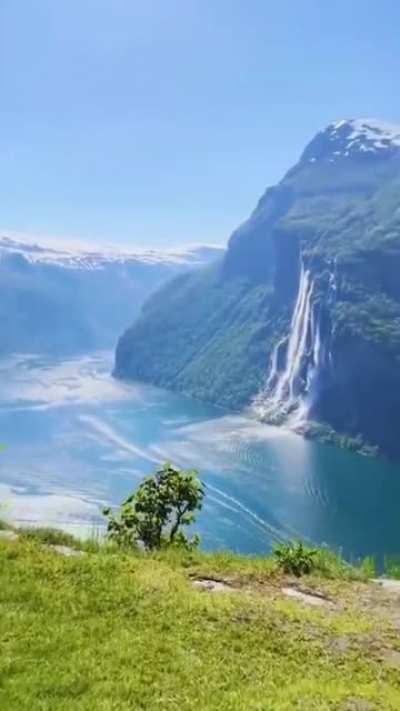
384, 556, 400, 580
16, 526, 84, 548
16, 525, 101, 553
1, 533, 400, 710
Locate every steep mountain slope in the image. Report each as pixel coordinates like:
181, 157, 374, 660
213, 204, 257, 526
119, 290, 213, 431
115, 119, 400, 456
0, 236, 223, 355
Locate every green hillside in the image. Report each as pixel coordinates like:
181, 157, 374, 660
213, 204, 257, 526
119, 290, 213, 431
2, 532, 400, 710
115, 120, 400, 457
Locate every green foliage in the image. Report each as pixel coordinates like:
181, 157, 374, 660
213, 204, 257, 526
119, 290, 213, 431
303, 421, 380, 457
273, 540, 318, 577
312, 547, 370, 580
273, 543, 372, 582
115, 263, 280, 410
332, 292, 400, 351
359, 556, 377, 579
103, 463, 204, 551
384, 556, 400, 579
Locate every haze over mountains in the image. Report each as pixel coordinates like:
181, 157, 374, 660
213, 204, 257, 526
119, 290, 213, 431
115, 118, 400, 458
0, 235, 223, 355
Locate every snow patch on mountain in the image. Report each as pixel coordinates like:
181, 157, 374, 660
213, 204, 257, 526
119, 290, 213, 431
303, 118, 400, 163
0, 234, 224, 271
332, 118, 400, 149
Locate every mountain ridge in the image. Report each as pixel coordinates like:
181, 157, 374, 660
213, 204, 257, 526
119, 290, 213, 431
0, 235, 223, 270
0, 236, 224, 356
114, 118, 400, 457
303, 118, 400, 162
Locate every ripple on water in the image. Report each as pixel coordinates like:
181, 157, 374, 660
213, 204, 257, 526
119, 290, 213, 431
2, 352, 400, 560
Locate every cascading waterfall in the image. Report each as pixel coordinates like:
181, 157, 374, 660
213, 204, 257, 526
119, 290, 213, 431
326, 260, 337, 367
272, 266, 313, 409
253, 260, 324, 426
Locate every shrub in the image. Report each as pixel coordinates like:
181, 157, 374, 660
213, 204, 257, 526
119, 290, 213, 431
103, 462, 204, 551
273, 540, 317, 577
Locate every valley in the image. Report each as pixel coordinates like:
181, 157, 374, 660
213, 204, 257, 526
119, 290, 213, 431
3, 123, 400, 558
0, 236, 222, 355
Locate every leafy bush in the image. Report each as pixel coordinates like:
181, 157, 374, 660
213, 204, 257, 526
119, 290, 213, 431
273, 540, 317, 577
103, 463, 204, 551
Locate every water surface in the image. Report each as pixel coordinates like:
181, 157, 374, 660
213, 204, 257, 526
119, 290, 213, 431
1, 352, 400, 560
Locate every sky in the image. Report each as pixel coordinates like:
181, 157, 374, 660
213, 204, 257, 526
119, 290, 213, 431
1, 1, 400, 250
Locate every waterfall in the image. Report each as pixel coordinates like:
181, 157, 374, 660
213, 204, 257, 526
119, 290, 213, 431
265, 334, 286, 391
272, 266, 313, 408
326, 260, 337, 367
253, 260, 323, 425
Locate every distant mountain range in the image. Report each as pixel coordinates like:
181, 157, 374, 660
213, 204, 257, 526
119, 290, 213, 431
115, 118, 400, 458
0, 235, 223, 355
0, 236, 222, 270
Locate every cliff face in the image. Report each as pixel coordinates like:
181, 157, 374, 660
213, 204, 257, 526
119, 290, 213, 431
115, 119, 400, 456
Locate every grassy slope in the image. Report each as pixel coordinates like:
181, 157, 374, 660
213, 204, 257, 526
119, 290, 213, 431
1, 536, 400, 710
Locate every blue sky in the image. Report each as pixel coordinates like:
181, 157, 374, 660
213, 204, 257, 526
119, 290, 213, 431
1, 1, 399, 250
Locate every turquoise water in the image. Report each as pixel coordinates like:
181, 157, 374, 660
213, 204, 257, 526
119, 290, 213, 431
1, 351, 400, 561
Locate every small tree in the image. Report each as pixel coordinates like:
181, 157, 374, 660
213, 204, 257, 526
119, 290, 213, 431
103, 463, 204, 550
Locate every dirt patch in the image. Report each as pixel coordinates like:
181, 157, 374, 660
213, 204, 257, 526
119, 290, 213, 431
341, 699, 375, 711
381, 649, 400, 669
372, 578, 400, 595
329, 636, 352, 656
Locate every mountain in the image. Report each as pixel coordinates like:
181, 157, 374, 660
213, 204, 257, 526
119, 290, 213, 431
114, 118, 400, 458
0, 236, 223, 355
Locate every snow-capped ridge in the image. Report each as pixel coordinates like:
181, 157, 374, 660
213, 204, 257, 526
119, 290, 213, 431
331, 118, 400, 148
0, 234, 224, 271
303, 117, 400, 163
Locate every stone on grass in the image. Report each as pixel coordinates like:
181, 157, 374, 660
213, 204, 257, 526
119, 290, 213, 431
281, 586, 334, 608
47, 544, 85, 557
192, 578, 234, 593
